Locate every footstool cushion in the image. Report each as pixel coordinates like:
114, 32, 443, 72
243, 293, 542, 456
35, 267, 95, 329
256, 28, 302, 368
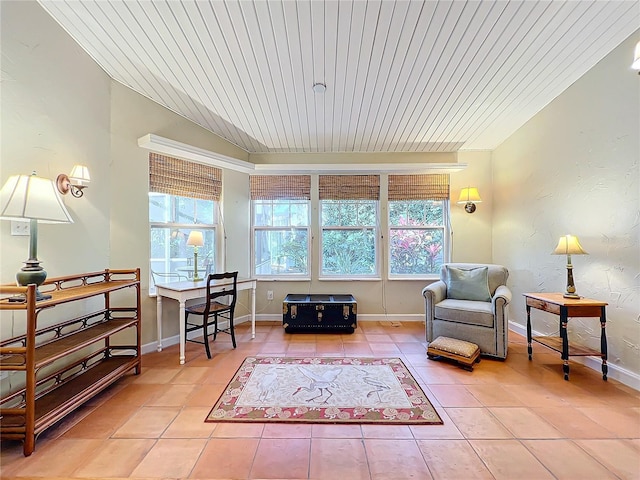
427, 336, 480, 371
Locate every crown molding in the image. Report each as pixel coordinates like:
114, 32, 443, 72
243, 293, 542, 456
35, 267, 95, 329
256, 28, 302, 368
138, 134, 467, 174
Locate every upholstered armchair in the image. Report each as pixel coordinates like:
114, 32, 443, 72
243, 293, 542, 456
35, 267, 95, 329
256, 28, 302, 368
422, 263, 512, 359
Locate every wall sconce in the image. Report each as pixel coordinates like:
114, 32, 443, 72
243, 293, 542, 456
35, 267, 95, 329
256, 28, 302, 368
0, 172, 74, 300
186, 230, 205, 282
56, 165, 90, 198
552, 234, 588, 299
457, 187, 482, 213
632, 40, 640, 73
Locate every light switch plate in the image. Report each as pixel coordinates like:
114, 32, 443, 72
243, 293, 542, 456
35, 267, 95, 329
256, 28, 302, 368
11, 220, 30, 236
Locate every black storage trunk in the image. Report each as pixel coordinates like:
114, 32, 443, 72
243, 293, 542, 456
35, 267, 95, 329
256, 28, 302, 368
283, 294, 357, 333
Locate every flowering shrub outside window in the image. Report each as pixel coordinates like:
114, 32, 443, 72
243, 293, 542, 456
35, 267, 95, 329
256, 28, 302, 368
389, 200, 446, 276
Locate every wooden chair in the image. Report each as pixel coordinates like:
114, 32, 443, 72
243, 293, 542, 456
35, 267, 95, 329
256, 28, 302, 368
185, 271, 238, 358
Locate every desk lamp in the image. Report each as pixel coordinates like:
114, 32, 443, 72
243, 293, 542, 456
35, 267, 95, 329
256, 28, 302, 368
186, 230, 204, 281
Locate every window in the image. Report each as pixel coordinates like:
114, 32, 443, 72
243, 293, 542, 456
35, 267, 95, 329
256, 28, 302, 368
250, 176, 310, 278
149, 194, 217, 287
319, 175, 380, 277
148, 154, 221, 293
388, 174, 450, 278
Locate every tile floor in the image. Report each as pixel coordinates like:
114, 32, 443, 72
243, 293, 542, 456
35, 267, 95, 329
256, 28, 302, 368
1, 321, 639, 479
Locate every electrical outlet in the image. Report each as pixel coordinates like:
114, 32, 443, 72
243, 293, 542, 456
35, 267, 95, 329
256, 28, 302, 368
267, 290, 274, 301
11, 220, 30, 236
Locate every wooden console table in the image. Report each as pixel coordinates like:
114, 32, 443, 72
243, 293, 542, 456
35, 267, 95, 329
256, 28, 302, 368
524, 293, 608, 381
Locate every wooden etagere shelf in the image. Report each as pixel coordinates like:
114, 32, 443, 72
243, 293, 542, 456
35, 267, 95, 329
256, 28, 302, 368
0, 269, 142, 456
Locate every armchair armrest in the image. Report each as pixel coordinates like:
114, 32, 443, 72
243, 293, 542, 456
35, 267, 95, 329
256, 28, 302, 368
492, 285, 512, 310
422, 280, 446, 304
423, 281, 446, 342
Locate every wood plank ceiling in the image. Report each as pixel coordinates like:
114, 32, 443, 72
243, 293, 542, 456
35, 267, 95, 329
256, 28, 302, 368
38, 0, 639, 153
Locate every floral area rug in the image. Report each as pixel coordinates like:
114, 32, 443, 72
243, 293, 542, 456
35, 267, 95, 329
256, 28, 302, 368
206, 357, 442, 424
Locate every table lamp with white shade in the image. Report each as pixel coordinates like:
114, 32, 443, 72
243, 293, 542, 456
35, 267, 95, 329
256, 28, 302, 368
0, 172, 74, 300
186, 230, 204, 281
552, 234, 588, 299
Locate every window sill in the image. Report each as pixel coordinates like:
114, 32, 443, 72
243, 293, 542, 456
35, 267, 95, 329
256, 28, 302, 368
318, 277, 381, 281
388, 276, 440, 281
256, 277, 311, 282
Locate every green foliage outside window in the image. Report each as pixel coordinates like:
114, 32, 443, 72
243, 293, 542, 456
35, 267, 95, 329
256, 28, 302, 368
321, 200, 377, 276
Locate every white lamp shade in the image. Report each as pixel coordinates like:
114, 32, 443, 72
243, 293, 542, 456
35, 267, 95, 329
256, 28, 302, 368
457, 187, 482, 204
186, 230, 204, 247
0, 174, 74, 223
553, 235, 587, 255
69, 165, 91, 186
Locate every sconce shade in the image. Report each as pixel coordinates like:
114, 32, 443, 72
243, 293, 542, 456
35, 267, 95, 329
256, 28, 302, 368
552, 235, 587, 256
186, 230, 204, 247
69, 164, 91, 186
0, 174, 73, 223
633, 41, 640, 70
457, 187, 482, 204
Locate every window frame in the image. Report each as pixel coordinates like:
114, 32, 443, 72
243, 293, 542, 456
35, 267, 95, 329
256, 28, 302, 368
149, 192, 219, 295
387, 198, 450, 280
250, 198, 311, 280
319, 198, 380, 280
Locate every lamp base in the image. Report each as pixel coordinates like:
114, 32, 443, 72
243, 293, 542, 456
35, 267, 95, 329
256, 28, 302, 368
8, 290, 52, 302
15, 260, 52, 301
563, 293, 581, 299
193, 276, 203, 282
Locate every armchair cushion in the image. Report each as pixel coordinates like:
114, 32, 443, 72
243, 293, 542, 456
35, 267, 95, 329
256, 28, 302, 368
435, 299, 494, 327
445, 265, 491, 302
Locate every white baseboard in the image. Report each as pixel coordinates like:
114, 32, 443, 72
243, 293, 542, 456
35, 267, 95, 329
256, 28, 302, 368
508, 320, 640, 391
141, 314, 250, 355
253, 313, 425, 323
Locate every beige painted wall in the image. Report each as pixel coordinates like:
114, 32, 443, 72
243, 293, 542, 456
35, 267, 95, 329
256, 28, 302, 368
451, 151, 493, 263
492, 31, 640, 377
0, 1, 112, 343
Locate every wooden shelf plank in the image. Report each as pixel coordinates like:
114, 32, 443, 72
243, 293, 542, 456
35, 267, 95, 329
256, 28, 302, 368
0, 280, 138, 310
0, 356, 138, 431
1, 318, 138, 367
532, 336, 601, 357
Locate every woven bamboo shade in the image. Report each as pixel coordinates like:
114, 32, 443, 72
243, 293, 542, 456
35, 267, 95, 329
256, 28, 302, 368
388, 174, 450, 201
319, 175, 380, 200
149, 153, 222, 201
250, 175, 311, 200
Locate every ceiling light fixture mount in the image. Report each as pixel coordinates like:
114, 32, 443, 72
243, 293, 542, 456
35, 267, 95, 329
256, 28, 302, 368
312, 82, 326, 94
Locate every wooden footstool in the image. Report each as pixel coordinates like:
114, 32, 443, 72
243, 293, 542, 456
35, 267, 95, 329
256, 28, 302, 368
427, 336, 480, 371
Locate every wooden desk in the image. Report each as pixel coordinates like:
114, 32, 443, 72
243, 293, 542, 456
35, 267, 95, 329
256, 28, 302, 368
524, 293, 608, 381
156, 277, 257, 364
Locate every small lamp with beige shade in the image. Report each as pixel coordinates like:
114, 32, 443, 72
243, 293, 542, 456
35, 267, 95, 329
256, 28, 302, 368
186, 230, 205, 281
552, 234, 588, 298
